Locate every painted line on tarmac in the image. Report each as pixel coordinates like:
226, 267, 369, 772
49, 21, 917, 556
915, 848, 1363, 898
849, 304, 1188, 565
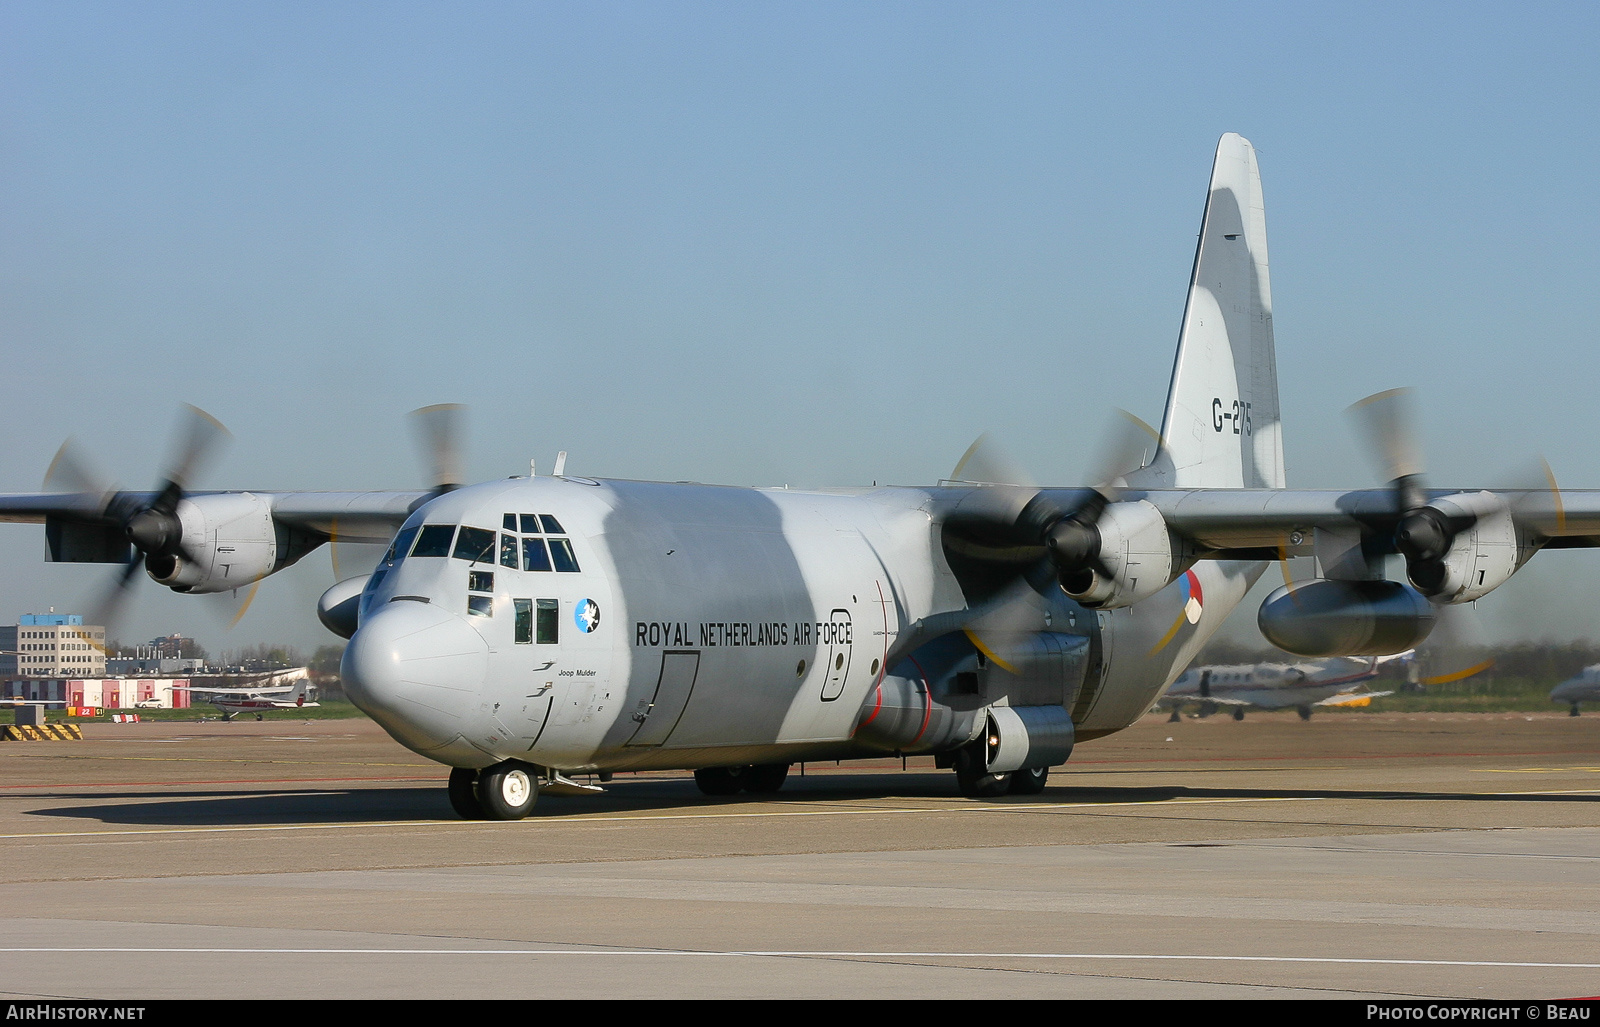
1475, 767, 1600, 773
0, 947, 1595, 969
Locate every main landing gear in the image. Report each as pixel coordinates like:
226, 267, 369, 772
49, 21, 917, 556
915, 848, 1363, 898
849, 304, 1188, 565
949, 746, 1050, 798
1297, 705, 1314, 721
693, 763, 790, 796
449, 761, 539, 820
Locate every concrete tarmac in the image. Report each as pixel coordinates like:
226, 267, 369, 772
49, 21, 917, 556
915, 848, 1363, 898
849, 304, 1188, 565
2, 711, 1597, 999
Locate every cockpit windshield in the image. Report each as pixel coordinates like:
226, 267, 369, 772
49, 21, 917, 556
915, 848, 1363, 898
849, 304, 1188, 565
453, 526, 497, 563
411, 525, 456, 557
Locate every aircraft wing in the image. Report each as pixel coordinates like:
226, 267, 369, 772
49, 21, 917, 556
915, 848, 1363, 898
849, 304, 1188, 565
0, 490, 427, 539
169, 685, 297, 695
1041, 487, 1598, 555
10, 483, 1597, 553
1314, 690, 1395, 707
258, 491, 433, 543
1160, 694, 1252, 707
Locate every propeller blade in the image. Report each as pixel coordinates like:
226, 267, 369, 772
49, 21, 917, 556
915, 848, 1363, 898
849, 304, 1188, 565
1085, 408, 1158, 498
1416, 602, 1495, 685
950, 432, 1037, 488
409, 403, 466, 492
1348, 387, 1426, 489
1498, 455, 1567, 533
84, 553, 146, 649
961, 574, 1052, 672
223, 579, 263, 630
42, 438, 114, 500
1539, 456, 1566, 534
165, 404, 232, 495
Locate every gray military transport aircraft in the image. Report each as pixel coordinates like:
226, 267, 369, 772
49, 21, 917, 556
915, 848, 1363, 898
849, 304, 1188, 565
2, 134, 1591, 819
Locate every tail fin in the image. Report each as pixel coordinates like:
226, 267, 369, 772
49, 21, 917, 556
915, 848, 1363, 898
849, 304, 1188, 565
1140, 133, 1285, 489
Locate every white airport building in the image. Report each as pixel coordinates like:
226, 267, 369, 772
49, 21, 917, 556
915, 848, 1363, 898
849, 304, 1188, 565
3, 614, 194, 710
0, 613, 106, 678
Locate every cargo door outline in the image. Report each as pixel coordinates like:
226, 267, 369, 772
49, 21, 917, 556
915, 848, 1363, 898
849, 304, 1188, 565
819, 608, 852, 702
627, 650, 700, 746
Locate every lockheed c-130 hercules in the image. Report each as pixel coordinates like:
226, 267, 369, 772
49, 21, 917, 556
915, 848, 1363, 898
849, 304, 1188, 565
2, 133, 1588, 820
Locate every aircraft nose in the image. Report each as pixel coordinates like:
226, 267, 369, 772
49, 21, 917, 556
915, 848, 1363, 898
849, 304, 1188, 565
342, 600, 488, 752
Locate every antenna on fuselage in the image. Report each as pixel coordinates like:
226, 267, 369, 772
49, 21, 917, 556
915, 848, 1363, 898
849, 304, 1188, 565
553, 451, 567, 476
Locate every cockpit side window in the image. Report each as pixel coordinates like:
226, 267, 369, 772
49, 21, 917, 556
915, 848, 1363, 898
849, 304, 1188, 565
411, 525, 456, 558
536, 598, 559, 643
453, 527, 497, 563
548, 537, 580, 573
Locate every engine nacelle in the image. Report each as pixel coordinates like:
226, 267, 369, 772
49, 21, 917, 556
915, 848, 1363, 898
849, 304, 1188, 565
1061, 499, 1179, 609
1258, 578, 1436, 657
144, 493, 283, 594
1410, 491, 1525, 603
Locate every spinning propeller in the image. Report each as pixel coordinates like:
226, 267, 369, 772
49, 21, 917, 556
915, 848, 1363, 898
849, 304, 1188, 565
948, 411, 1156, 595
1346, 387, 1522, 683
1349, 388, 1460, 595
43, 405, 234, 644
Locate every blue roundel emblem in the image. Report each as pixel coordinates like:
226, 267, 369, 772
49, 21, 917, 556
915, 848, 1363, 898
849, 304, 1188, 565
575, 598, 601, 633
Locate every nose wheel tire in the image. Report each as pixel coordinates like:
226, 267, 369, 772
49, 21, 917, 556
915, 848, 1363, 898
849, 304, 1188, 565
1232, 707, 1246, 721
448, 767, 485, 819
475, 761, 539, 820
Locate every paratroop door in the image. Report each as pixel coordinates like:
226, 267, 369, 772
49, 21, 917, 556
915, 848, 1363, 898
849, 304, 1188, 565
627, 650, 700, 746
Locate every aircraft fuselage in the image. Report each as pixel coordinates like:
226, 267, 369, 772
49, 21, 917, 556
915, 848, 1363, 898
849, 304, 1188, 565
341, 476, 1262, 774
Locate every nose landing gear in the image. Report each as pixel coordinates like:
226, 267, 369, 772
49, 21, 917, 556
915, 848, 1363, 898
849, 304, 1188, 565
448, 761, 539, 820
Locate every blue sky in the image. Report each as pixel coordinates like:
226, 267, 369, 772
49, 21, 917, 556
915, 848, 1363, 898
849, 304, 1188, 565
3, 2, 1598, 651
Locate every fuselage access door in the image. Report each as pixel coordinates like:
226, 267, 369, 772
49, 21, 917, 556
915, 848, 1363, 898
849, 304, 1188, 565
626, 650, 700, 746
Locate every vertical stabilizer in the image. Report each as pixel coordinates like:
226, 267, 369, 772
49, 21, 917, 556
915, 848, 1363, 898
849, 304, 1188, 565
1141, 133, 1284, 489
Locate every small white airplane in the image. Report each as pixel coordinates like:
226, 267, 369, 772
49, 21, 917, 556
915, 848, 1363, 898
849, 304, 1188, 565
2, 133, 1593, 819
1160, 654, 1404, 721
170, 672, 319, 721
1550, 666, 1600, 716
